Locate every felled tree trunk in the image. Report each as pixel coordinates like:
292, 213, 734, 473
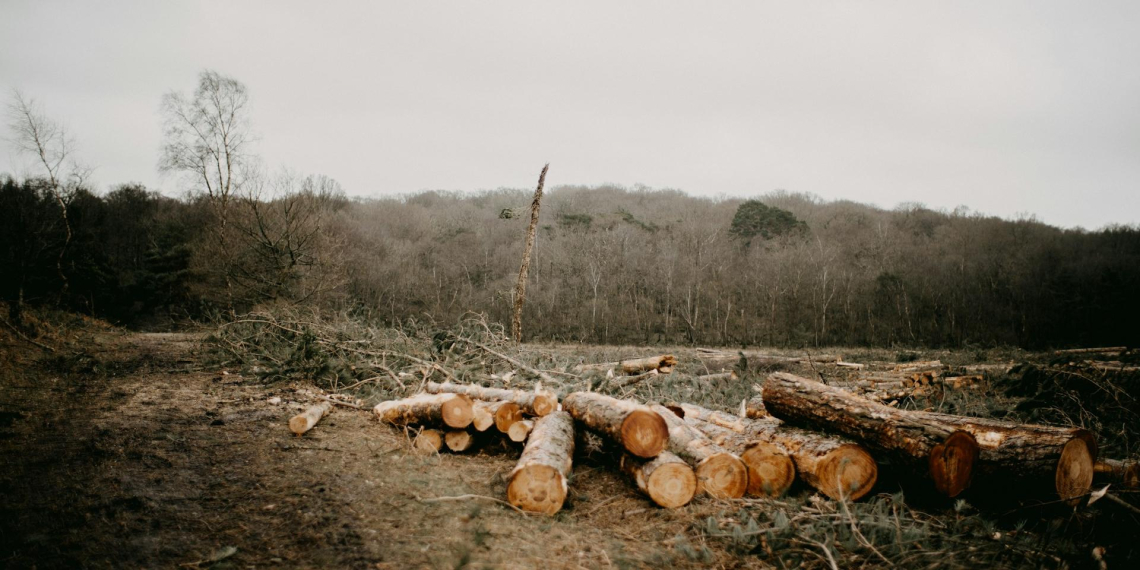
508, 419, 534, 443
621, 451, 698, 508
763, 372, 978, 498
374, 393, 474, 429
485, 400, 523, 433
1095, 459, 1139, 489
507, 411, 575, 514
677, 403, 877, 501
562, 392, 669, 458
425, 381, 557, 417
574, 354, 678, 375
445, 430, 476, 452
650, 405, 748, 499
413, 428, 443, 454
907, 410, 1097, 502
289, 402, 331, 436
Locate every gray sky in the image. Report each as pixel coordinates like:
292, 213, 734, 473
2, 1, 1138, 229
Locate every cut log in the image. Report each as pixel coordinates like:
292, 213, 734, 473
486, 400, 523, 433
562, 392, 669, 458
676, 403, 877, 501
697, 371, 738, 382
412, 428, 443, 454
374, 393, 474, 429
763, 372, 978, 498
906, 410, 1097, 502
1095, 459, 1140, 489
1054, 346, 1127, 355
508, 419, 534, 443
621, 451, 698, 508
649, 404, 748, 499
836, 361, 866, 370
574, 354, 678, 375
471, 401, 496, 432
444, 430, 476, 452
425, 381, 557, 417
507, 411, 575, 514
289, 402, 332, 436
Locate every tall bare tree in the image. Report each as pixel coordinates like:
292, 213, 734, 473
511, 164, 548, 343
159, 70, 254, 313
6, 90, 87, 298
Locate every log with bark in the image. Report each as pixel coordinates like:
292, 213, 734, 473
906, 409, 1098, 502
697, 371, 738, 382
444, 430, 477, 452
650, 405, 748, 499
413, 428, 444, 454
562, 392, 669, 458
762, 372, 979, 498
471, 401, 496, 432
1095, 459, 1140, 489
1054, 346, 1127, 356
374, 393, 475, 429
744, 395, 767, 419
621, 451, 698, 508
289, 402, 332, 436
574, 354, 678, 375
425, 381, 557, 417
508, 419, 534, 443
675, 403, 878, 501
507, 411, 575, 514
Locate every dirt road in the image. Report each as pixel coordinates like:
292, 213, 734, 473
0, 331, 707, 569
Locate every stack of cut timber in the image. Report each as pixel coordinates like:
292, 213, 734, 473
374, 393, 477, 455
425, 381, 557, 417
674, 403, 878, 501
763, 372, 1098, 502
650, 403, 749, 499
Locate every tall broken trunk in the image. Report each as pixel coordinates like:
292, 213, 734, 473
762, 372, 978, 498
507, 411, 575, 514
374, 393, 475, 429
511, 163, 549, 343
650, 404, 749, 499
562, 392, 669, 458
620, 452, 698, 508
425, 381, 557, 417
676, 402, 878, 501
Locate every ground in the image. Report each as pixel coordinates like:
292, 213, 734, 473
2, 320, 1137, 569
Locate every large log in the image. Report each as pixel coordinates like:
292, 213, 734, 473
507, 411, 575, 514
907, 410, 1097, 502
621, 451, 698, 508
374, 393, 474, 429
562, 392, 669, 458
676, 403, 877, 501
289, 402, 332, 436
763, 372, 978, 498
425, 381, 557, 417
486, 400, 523, 433
508, 419, 534, 443
574, 354, 678, 375
650, 404, 748, 499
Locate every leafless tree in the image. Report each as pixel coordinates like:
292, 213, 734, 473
511, 164, 548, 343
160, 70, 255, 313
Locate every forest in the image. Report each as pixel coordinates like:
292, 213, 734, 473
3, 173, 1139, 349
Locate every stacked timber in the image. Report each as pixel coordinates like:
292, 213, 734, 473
425, 381, 557, 417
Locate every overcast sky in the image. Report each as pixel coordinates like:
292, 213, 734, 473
2, 1, 1138, 229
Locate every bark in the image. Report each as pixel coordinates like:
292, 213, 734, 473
289, 402, 331, 436
562, 392, 669, 458
507, 411, 574, 514
650, 404, 748, 499
621, 451, 697, 508
444, 430, 476, 452
425, 381, 557, 417
511, 163, 548, 343
574, 354, 678, 375
762, 372, 978, 498
907, 410, 1097, 502
677, 403, 877, 501
374, 393, 474, 429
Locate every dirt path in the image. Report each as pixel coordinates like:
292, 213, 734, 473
0, 331, 713, 569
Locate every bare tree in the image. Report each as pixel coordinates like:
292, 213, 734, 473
160, 70, 255, 313
511, 164, 548, 343
6, 90, 88, 297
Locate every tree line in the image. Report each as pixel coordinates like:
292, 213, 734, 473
4, 72, 1138, 348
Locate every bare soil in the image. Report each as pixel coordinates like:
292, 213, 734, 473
0, 329, 732, 569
